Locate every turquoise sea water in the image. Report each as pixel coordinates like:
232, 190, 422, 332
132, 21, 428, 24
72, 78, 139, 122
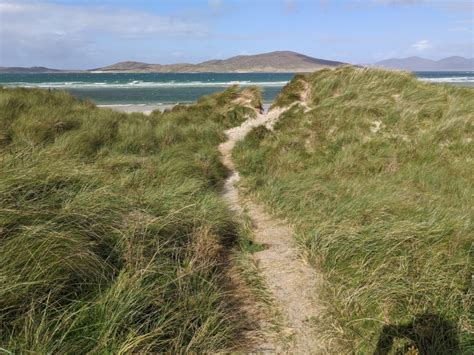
0, 71, 472, 105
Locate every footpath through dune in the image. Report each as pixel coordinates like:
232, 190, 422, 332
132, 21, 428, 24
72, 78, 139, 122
219, 93, 325, 353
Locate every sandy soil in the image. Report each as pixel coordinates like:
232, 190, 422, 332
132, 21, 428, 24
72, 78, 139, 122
219, 93, 326, 353
97, 104, 175, 115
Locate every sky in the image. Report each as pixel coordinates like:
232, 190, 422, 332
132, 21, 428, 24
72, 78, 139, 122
0, 0, 473, 69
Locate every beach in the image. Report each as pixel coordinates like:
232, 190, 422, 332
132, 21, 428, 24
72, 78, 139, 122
97, 104, 175, 114
2, 72, 472, 111
98, 102, 273, 114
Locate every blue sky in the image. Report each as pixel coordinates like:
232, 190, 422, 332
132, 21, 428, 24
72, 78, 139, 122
0, 0, 472, 69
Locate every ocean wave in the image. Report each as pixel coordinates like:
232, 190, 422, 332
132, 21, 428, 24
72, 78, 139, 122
3, 80, 290, 89
419, 77, 474, 83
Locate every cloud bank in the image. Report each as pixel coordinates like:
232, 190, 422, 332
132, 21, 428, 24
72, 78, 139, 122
0, 0, 207, 68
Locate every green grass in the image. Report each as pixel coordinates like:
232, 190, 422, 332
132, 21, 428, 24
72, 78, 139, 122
271, 73, 308, 109
233, 67, 473, 353
0, 85, 262, 353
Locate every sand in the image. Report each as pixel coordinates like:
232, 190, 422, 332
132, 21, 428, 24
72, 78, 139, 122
219, 88, 326, 352
98, 103, 272, 115
97, 104, 176, 115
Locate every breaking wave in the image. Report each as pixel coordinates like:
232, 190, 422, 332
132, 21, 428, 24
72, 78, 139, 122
3, 80, 290, 89
418, 75, 474, 84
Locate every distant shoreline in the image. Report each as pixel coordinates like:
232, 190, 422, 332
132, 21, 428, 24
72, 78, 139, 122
1, 51, 472, 73
97, 104, 176, 115
2, 72, 472, 111
98, 103, 273, 115
2, 69, 474, 74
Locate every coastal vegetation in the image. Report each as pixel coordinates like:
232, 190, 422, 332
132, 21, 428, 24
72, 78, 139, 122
1, 66, 472, 354
0, 85, 262, 353
233, 67, 473, 353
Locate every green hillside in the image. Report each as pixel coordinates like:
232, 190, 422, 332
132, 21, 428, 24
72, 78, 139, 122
233, 67, 473, 353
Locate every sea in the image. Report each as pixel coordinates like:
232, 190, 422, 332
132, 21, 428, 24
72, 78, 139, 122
0, 71, 472, 106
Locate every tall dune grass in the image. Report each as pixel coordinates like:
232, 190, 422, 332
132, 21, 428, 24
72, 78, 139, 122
233, 67, 473, 353
0, 85, 262, 352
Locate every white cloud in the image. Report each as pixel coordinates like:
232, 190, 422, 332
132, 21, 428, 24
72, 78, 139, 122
411, 40, 432, 51
0, 0, 205, 38
0, 0, 207, 67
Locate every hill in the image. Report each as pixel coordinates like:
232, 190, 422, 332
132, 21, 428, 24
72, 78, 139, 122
233, 67, 473, 353
373, 56, 474, 71
0, 66, 65, 73
93, 51, 346, 73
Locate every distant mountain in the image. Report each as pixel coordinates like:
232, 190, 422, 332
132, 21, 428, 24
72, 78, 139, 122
92, 51, 346, 73
373, 56, 474, 71
4, 54, 472, 73
0, 66, 64, 73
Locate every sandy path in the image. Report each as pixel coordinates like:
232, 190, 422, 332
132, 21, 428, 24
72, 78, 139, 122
219, 103, 325, 353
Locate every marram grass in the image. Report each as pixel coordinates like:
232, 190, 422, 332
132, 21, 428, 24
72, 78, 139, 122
233, 67, 473, 353
0, 85, 262, 353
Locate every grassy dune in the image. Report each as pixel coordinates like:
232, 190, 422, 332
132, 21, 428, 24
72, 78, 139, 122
0, 86, 261, 353
233, 67, 473, 353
